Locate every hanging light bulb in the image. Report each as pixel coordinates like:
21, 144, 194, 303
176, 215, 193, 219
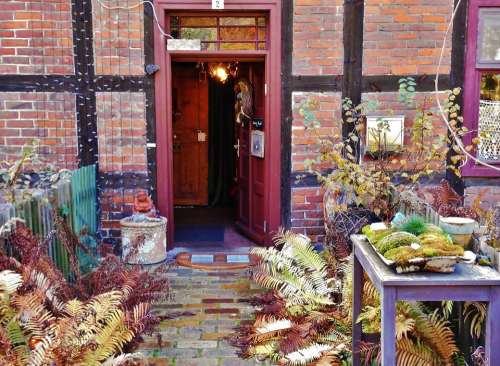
208, 63, 231, 83
215, 66, 228, 82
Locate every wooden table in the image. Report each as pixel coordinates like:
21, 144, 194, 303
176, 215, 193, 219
351, 234, 500, 366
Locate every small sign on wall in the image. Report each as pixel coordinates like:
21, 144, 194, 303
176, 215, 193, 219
251, 130, 265, 158
167, 39, 201, 51
212, 0, 224, 9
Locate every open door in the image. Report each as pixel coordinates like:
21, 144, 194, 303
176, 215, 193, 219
172, 63, 209, 206
234, 63, 266, 244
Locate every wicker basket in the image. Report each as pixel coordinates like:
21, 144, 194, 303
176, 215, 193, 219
120, 216, 167, 265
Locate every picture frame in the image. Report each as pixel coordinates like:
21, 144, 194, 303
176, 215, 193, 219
365, 115, 405, 155
251, 130, 265, 158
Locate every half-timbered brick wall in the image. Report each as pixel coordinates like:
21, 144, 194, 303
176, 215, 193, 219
0, 0, 499, 245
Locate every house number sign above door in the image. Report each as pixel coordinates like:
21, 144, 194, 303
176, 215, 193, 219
212, 0, 224, 9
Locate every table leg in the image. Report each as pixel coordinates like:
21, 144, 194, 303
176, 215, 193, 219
352, 250, 363, 366
381, 286, 397, 366
486, 287, 500, 365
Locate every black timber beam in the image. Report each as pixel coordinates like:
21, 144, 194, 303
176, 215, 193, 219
99, 172, 151, 190
342, 0, 364, 141
94, 76, 150, 92
0, 75, 77, 92
291, 75, 343, 92
447, 0, 468, 195
362, 74, 451, 93
71, 0, 98, 167
144, 3, 158, 203
0, 75, 150, 93
281, 0, 293, 229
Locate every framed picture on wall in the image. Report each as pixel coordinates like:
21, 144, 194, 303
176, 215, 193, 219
251, 130, 265, 158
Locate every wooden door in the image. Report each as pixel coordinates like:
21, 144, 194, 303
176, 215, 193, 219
172, 63, 209, 206
235, 62, 266, 244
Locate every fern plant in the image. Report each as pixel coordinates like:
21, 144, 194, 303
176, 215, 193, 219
0, 269, 147, 366
232, 230, 353, 365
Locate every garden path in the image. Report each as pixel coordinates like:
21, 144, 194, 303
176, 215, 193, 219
139, 265, 269, 366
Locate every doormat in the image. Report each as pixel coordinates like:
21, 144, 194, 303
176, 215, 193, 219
174, 225, 225, 242
176, 252, 259, 270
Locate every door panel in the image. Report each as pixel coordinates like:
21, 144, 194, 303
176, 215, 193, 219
172, 63, 209, 206
235, 62, 266, 244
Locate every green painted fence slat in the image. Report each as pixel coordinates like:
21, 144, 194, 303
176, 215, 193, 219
2, 165, 97, 281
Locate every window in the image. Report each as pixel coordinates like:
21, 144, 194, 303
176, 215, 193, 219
463, 1, 500, 176
168, 15, 268, 51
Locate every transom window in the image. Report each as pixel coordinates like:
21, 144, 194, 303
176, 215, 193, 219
168, 14, 268, 51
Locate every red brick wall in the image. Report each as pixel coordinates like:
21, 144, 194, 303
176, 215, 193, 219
95, 91, 148, 243
293, 0, 343, 75
290, 92, 342, 239
0, 0, 74, 75
96, 92, 147, 173
92, 0, 145, 75
291, 92, 342, 171
99, 187, 136, 242
0, 92, 78, 169
363, 0, 453, 75
291, 186, 325, 241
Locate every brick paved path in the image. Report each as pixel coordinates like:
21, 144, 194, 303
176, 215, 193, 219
139, 266, 270, 366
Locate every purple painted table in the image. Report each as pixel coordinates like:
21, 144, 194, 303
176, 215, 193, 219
351, 234, 500, 366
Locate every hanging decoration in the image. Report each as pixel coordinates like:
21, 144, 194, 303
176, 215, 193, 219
234, 78, 254, 124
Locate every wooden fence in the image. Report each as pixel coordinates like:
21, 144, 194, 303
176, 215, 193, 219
0, 165, 97, 278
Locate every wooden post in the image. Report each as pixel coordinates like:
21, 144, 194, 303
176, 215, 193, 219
71, 0, 98, 168
352, 249, 364, 366
381, 286, 397, 365
281, 0, 293, 229
342, 0, 364, 148
447, 0, 468, 195
486, 287, 500, 364
144, 4, 158, 205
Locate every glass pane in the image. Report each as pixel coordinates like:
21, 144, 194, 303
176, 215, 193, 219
180, 28, 217, 41
181, 17, 217, 27
220, 42, 256, 50
478, 9, 500, 63
170, 16, 180, 38
220, 17, 255, 26
478, 72, 500, 161
201, 42, 217, 51
258, 28, 266, 41
220, 27, 256, 41
258, 42, 266, 50
257, 17, 266, 26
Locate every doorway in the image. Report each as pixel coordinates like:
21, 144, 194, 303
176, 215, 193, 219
153, 4, 282, 250
171, 61, 265, 249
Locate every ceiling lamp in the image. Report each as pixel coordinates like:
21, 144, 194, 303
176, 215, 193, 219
208, 62, 238, 83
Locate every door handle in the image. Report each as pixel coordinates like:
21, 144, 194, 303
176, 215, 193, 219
173, 141, 181, 152
234, 139, 240, 158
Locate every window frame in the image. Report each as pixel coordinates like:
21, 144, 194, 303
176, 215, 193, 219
167, 12, 269, 51
463, 0, 500, 177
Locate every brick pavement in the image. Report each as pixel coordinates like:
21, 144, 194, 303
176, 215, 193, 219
139, 266, 270, 366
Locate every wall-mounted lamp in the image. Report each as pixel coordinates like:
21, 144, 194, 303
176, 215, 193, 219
365, 115, 405, 156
